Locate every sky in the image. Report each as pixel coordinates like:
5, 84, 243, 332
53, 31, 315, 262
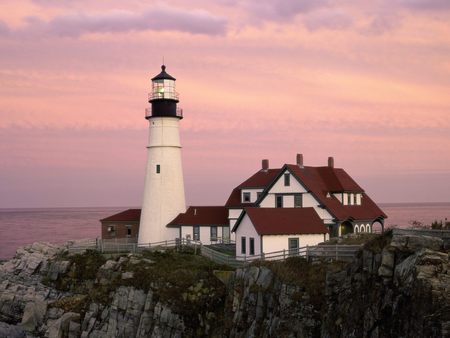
1, 0, 450, 208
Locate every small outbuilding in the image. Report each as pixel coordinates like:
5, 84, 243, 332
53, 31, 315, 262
232, 207, 329, 259
100, 209, 141, 241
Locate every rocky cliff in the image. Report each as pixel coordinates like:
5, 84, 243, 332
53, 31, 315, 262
0, 231, 449, 338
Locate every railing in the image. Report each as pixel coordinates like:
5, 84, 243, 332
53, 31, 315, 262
68, 238, 199, 254
144, 107, 183, 119
392, 228, 450, 239
67, 238, 361, 266
233, 245, 361, 264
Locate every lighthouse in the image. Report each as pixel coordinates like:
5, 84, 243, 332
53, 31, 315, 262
138, 65, 186, 244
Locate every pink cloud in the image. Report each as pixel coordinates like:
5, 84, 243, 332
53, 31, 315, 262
4, 5, 227, 37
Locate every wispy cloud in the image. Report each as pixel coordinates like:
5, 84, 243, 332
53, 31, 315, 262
6, 5, 227, 37
399, 0, 450, 10
303, 8, 353, 31
242, 0, 329, 21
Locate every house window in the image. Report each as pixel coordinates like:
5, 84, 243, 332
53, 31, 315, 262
256, 192, 262, 201
126, 225, 132, 237
347, 193, 351, 205
249, 237, 255, 255
294, 194, 302, 208
156, 164, 160, 174
276, 195, 283, 208
107, 225, 116, 237
243, 192, 251, 203
288, 238, 299, 256
241, 236, 246, 255
210, 226, 217, 241
284, 173, 290, 186
193, 226, 200, 241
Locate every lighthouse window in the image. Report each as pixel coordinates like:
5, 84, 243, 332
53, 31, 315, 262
156, 164, 160, 174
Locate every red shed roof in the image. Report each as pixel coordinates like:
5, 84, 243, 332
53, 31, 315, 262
100, 209, 141, 222
167, 206, 228, 227
234, 207, 328, 235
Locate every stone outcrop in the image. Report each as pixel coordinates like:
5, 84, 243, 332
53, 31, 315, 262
322, 233, 450, 338
0, 231, 449, 337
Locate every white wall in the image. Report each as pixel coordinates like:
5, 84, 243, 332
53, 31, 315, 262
259, 194, 275, 207
268, 170, 308, 194
262, 234, 327, 254
235, 214, 261, 257
139, 117, 186, 244
229, 208, 243, 219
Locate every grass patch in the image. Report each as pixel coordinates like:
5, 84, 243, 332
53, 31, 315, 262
363, 230, 393, 253
48, 295, 89, 314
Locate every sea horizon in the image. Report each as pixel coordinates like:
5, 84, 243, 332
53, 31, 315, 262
1, 201, 449, 260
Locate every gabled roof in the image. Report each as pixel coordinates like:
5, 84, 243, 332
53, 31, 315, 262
167, 206, 228, 227
286, 165, 387, 221
226, 162, 387, 221
100, 209, 141, 222
233, 207, 328, 235
225, 169, 279, 207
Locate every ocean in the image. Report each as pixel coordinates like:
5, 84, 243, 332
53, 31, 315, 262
0, 203, 449, 260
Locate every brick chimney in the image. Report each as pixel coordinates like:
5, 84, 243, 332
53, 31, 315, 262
261, 159, 269, 171
296, 153, 304, 168
328, 156, 334, 168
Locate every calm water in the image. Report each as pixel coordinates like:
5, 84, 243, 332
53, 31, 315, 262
0, 203, 449, 260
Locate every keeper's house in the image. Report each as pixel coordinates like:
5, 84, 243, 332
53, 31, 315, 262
100, 154, 387, 256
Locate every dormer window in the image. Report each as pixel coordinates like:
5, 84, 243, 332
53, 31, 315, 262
243, 192, 251, 203
284, 173, 290, 186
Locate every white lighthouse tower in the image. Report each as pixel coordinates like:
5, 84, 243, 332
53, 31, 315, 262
138, 65, 186, 244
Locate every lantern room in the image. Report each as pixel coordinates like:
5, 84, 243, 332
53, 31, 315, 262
149, 65, 179, 102
146, 65, 183, 119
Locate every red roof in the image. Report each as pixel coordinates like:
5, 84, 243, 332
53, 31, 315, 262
226, 163, 386, 222
225, 169, 279, 207
167, 206, 228, 227
287, 165, 387, 221
235, 207, 328, 235
100, 209, 141, 222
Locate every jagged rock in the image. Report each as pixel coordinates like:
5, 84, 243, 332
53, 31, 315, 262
20, 299, 47, 332
47, 312, 80, 338
391, 234, 443, 252
0, 322, 28, 338
121, 272, 134, 280
2, 237, 449, 338
44, 261, 70, 281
